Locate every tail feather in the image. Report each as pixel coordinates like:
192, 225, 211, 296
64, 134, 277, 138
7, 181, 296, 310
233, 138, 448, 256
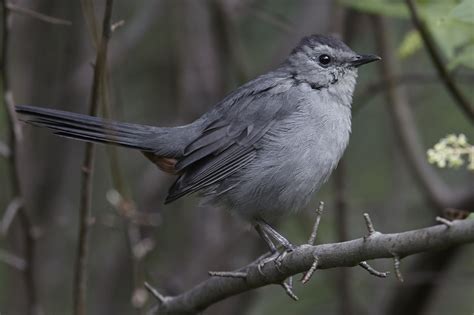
16, 105, 158, 151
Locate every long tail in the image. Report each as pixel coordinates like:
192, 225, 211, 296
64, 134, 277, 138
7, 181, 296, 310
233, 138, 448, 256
16, 105, 158, 152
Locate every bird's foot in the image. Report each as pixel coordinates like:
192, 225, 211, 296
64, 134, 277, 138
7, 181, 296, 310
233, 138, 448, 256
257, 243, 296, 277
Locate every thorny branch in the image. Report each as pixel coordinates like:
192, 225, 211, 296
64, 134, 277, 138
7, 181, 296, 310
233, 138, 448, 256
1, 2, 37, 314
73, 1, 114, 315
147, 218, 474, 315
5, 2, 71, 25
405, 0, 474, 121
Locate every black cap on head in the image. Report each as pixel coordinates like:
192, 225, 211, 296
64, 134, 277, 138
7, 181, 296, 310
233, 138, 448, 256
292, 34, 354, 54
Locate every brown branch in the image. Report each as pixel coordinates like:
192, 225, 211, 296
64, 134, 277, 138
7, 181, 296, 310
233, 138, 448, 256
1, 2, 37, 314
148, 219, 474, 314
372, 16, 473, 212
5, 2, 71, 25
405, 0, 474, 121
73, 1, 114, 315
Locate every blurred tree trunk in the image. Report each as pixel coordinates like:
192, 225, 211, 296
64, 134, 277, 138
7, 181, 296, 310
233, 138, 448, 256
8, 1, 89, 314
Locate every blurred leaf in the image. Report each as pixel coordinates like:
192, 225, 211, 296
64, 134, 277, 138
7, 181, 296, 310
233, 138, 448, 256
340, 0, 408, 18
398, 29, 422, 58
450, 0, 474, 24
427, 14, 474, 59
448, 43, 474, 69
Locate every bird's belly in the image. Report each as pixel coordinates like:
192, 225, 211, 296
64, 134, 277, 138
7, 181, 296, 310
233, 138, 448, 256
210, 129, 347, 222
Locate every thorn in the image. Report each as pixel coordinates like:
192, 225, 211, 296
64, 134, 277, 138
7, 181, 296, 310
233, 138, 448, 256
363, 212, 376, 237
301, 254, 319, 284
208, 271, 247, 279
392, 254, 404, 282
0, 140, 10, 158
307, 201, 324, 245
0, 248, 26, 270
358, 261, 389, 278
144, 282, 167, 304
435, 216, 453, 227
281, 278, 298, 301
0, 197, 23, 236
111, 19, 125, 32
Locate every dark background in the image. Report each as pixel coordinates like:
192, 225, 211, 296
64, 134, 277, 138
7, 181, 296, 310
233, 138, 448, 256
0, 0, 473, 314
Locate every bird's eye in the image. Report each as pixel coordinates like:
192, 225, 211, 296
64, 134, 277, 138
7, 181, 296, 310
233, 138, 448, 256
318, 54, 331, 65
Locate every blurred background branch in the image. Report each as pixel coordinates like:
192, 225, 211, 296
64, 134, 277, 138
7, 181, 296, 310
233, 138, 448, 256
73, 1, 114, 315
405, 0, 474, 121
1, 2, 37, 314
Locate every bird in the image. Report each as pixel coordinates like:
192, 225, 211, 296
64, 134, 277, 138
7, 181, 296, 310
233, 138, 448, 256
16, 34, 380, 253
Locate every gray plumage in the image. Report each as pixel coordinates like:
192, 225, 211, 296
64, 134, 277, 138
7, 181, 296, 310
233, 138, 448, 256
16, 34, 380, 241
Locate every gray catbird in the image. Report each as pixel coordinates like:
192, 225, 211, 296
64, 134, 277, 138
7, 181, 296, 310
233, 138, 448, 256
16, 34, 380, 252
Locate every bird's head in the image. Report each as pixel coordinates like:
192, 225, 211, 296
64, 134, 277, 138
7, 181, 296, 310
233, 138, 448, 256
286, 34, 380, 90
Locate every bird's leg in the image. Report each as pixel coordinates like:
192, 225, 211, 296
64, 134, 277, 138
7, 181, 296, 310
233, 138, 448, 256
255, 220, 295, 275
254, 221, 298, 300
258, 220, 294, 252
255, 223, 277, 253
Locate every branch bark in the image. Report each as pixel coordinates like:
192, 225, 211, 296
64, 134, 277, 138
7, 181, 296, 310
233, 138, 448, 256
73, 1, 114, 315
1, 2, 37, 314
148, 219, 474, 314
405, 0, 474, 121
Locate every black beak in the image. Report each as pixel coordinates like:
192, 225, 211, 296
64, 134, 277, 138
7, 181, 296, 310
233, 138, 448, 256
350, 54, 381, 67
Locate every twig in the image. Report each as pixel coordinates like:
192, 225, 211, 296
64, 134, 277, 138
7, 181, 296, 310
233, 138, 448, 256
1, 3, 37, 314
307, 201, 324, 245
0, 197, 22, 236
405, 0, 474, 121
392, 254, 404, 282
245, 2, 294, 33
0, 139, 9, 157
73, 2, 114, 315
111, 19, 124, 32
281, 280, 299, 301
148, 219, 474, 314
363, 213, 376, 236
0, 248, 26, 270
358, 261, 389, 278
209, 0, 249, 84
144, 282, 167, 304
435, 216, 453, 228
209, 271, 248, 279
80, 0, 99, 48
301, 254, 319, 284
101, 38, 149, 312
6, 2, 71, 25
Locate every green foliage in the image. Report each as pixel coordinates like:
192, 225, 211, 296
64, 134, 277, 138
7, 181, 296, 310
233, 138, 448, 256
398, 29, 422, 58
342, 0, 474, 69
340, 0, 408, 17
